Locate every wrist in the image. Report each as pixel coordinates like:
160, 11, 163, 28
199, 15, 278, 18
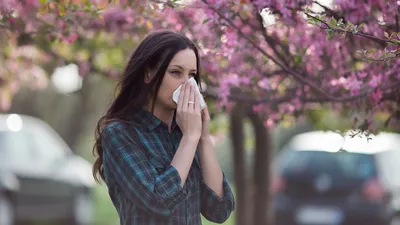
182, 133, 201, 144
200, 134, 212, 142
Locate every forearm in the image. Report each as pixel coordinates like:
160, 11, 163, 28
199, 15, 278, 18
170, 135, 200, 187
199, 136, 224, 198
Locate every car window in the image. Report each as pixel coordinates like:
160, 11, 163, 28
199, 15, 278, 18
277, 150, 377, 180
376, 150, 400, 187
31, 125, 67, 165
0, 131, 36, 169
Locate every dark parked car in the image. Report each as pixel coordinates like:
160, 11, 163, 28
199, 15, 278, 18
0, 113, 95, 225
272, 130, 400, 225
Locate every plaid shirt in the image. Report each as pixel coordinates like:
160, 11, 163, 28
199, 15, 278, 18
101, 108, 235, 225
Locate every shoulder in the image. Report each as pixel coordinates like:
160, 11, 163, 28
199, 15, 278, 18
102, 121, 127, 135
104, 120, 129, 132
102, 120, 141, 141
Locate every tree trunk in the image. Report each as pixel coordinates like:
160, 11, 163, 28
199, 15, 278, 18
61, 76, 92, 151
230, 104, 249, 225
8, 88, 42, 118
249, 112, 272, 225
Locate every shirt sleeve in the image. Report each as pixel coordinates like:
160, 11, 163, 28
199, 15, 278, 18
101, 123, 189, 217
200, 173, 236, 223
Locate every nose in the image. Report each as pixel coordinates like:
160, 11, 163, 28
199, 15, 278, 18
182, 76, 191, 84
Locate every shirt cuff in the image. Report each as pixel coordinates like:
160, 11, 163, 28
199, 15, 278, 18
201, 173, 235, 211
156, 165, 189, 210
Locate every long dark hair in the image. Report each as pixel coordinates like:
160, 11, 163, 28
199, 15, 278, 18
92, 30, 201, 183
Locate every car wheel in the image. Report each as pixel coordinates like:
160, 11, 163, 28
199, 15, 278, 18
71, 191, 93, 225
0, 193, 14, 225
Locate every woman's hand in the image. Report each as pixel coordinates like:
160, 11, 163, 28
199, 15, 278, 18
176, 82, 202, 141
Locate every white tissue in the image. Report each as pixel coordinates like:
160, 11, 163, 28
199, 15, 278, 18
172, 77, 206, 109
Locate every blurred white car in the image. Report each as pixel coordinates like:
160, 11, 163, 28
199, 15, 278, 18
0, 113, 95, 225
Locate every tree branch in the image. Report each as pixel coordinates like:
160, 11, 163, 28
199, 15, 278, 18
396, 8, 399, 32
255, 12, 292, 66
0, 23, 10, 29
201, 0, 344, 101
312, 1, 340, 19
305, 12, 395, 45
205, 81, 400, 105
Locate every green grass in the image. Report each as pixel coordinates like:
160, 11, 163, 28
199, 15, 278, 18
93, 184, 236, 225
93, 184, 119, 225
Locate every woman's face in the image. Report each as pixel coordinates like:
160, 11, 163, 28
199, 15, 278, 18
154, 48, 198, 110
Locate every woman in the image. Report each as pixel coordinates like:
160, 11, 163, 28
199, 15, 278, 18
92, 30, 235, 225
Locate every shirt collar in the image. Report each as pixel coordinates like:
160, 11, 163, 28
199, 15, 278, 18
135, 108, 178, 131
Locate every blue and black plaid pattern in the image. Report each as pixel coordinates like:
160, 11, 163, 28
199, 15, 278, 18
101, 108, 235, 225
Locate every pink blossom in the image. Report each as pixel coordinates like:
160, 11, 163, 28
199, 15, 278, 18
258, 78, 270, 90
253, 104, 264, 113
368, 74, 381, 88
347, 76, 363, 95
357, 72, 368, 78
370, 90, 382, 104
62, 33, 78, 44
264, 118, 275, 129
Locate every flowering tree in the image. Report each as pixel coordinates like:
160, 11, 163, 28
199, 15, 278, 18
159, 0, 400, 131
1, 0, 400, 224
158, 2, 399, 223
0, 0, 160, 110
1, 0, 399, 127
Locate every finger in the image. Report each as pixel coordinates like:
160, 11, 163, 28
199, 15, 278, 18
177, 83, 185, 111
182, 82, 191, 109
202, 104, 210, 120
202, 103, 208, 114
189, 84, 195, 111
193, 91, 200, 113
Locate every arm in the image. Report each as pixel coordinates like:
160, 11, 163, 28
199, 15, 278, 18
101, 122, 198, 217
198, 136, 235, 223
170, 135, 200, 187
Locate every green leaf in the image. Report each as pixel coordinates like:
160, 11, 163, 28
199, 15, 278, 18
384, 31, 389, 39
358, 23, 366, 28
326, 29, 334, 39
39, 4, 48, 13
202, 18, 210, 24
352, 25, 359, 34
39, 0, 47, 3
397, 32, 400, 39
348, 21, 354, 26
307, 18, 317, 25
295, 55, 303, 65
328, 18, 337, 28
58, 4, 66, 16
337, 18, 345, 27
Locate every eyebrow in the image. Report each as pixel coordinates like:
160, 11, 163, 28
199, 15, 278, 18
170, 65, 197, 71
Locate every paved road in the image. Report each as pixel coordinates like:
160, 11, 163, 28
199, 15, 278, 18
393, 218, 400, 225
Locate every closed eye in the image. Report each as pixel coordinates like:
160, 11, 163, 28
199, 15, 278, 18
170, 70, 181, 76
